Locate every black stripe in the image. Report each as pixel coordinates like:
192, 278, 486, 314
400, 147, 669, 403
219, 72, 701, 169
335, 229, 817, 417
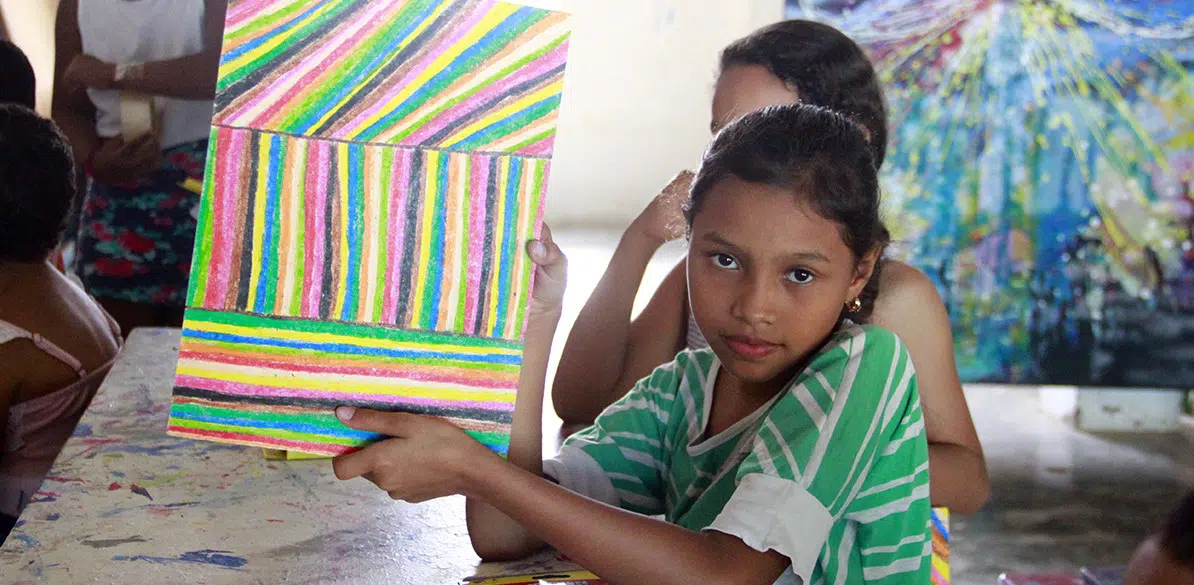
473, 156, 499, 335
318, 146, 336, 319
173, 386, 514, 424
235, 133, 260, 310
418, 64, 567, 146
396, 152, 422, 325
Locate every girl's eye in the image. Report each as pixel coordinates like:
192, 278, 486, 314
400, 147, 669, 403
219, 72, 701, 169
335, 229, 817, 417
711, 253, 739, 270
787, 269, 814, 284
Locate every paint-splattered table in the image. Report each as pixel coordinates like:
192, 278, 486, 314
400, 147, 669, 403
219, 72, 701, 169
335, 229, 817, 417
0, 328, 501, 584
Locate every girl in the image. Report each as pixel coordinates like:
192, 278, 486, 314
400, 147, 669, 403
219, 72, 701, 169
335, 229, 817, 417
0, 105, 122, 541
333, 104, 931, 585
553, 20, 989, 514
51, 0, 225, 334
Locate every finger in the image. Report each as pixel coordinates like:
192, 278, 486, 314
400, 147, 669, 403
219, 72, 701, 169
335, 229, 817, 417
332, 448, 374, 481
527, 235, 566, 281
335, 406, 421, 437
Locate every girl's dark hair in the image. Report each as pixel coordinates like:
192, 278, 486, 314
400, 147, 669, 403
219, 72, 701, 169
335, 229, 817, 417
686, 103, 889, 322
0, 40, 36, 109
0, 104, 75, 262
720, 19, 888, 168
1161, 490, 1194, 567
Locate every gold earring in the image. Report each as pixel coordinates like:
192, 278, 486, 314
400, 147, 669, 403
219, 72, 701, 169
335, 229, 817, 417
847, 298, 862, 313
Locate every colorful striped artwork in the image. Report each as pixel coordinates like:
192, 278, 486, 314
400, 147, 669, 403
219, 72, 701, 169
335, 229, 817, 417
213, 0, 570, 156
931, 507, 950, 585
169, 0, 570, 456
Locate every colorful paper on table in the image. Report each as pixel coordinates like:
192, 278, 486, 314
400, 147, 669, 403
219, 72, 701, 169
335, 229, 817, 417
931, 507, 950, 585
167, 0, 571, 456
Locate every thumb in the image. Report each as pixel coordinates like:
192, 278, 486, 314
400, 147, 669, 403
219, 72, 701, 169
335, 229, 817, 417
527, 224, 566, 280
335, 406, 418, 437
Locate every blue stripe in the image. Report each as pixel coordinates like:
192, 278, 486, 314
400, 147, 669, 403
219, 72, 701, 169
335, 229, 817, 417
450, 95, 561, 151
221, 1, 329, 63
254, 135, 282, 312
930, 510, 949, 541
492, 157, 520, 337
182, 329, 522, 365
341, 144, 363, 320
172, 411, 380, 441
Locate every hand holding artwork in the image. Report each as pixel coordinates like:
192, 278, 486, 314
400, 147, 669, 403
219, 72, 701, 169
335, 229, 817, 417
631, 170, 692, 246
526, 223, 567, 318
331, 408, 496, 502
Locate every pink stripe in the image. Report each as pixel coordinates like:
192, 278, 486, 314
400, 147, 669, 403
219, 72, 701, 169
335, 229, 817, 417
381, 147, 411, 323
405, 44, 567, 146
246, 1, 400, 128
337, 3, 492, 140
207, 128, 244, 308
176, 375, 515, 412
224, 0, 274, 29
464, 154, 489, 329
517, 136, 555, 157
302, 141, 330, 317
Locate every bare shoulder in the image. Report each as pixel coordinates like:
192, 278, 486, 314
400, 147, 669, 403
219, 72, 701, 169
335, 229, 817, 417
873, 260, 947, 323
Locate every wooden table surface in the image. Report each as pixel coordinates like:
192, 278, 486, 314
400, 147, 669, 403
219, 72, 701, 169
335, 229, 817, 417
0, 328, 577, 585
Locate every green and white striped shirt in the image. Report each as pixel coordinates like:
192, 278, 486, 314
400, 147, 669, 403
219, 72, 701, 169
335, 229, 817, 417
544, 322, 931, 585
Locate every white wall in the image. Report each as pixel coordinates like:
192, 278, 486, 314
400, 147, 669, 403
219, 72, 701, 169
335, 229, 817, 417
516, 0, 783, 229
1, 0, 58, 115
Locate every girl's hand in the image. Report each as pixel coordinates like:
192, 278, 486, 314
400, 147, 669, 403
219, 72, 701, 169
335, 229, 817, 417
331, 407, 497, 503
63, 54, 116, 90
631, 170, 692, 246
527, 223, 567, 317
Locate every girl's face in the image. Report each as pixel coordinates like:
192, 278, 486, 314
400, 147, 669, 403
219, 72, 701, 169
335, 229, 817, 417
686, 177, 876, 391
711, 65, 799, 134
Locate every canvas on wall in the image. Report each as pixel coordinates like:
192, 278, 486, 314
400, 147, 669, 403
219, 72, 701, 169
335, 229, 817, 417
168, 0, 571, 455
788, 0, 1194, 387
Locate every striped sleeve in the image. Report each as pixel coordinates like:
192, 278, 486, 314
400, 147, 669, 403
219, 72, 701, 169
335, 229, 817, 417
542, 354, 687, 516
705, 324, 930, 583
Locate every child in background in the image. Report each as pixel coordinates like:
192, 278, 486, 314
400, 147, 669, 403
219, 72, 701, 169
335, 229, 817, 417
332, 105, 931, 585
1125, 490, 1194, 585
0, 40, 36, 109
552, 19, 988, 515
0, 105, 122, 542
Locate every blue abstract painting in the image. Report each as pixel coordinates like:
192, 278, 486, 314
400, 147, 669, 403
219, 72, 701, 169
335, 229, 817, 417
787, 0, 1194, 387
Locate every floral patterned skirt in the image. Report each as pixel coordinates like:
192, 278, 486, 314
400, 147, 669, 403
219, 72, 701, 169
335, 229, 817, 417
74, 140, 207, 306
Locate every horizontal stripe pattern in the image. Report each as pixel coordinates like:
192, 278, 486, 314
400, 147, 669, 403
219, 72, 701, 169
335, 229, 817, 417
167, 309, 519, 455
214, 0, 571, 155
187, 127, 548, 341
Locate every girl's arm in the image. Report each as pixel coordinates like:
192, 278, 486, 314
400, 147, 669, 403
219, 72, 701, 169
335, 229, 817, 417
52, 0, 100, 185
552, 173, 692, 423
872, 262, 990, 514
466, 454, 790, 585
62, 0, 226, 100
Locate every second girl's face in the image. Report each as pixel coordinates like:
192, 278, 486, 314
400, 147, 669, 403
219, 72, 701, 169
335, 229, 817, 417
711, 65, 799, 134
686, 177, 874, 392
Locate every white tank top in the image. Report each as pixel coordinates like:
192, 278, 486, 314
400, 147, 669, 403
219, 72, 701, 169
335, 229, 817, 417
78, 0, 214, 149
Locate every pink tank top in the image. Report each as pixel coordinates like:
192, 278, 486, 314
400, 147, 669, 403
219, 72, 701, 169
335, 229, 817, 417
0, 312, 122, 518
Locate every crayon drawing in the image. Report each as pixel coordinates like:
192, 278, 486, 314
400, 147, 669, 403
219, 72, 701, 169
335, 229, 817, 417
789, 0, 1194, 386
168, 0, 571, 455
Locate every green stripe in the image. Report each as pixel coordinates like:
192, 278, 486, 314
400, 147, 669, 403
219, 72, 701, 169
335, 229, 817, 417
464, 430, 509, 447
183, 308, 522, 350
374, 148, 393, 323
455, 156, 470, 332
168, 417, 360, 446
453, 96, 560, 151
264, 136, 286, 313
181, 337, 522, 374
172, 402, 346, 432
228, 0, 310, 47
290, 143, 308, 316
512, 159, 545, 336
505, 128, 556, 155
186, 129, 220, 307
387, 33, 569, 145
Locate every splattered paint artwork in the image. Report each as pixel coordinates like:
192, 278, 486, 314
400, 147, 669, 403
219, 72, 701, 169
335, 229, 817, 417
789, 0, 1194, 386
168, 0, 571, 455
